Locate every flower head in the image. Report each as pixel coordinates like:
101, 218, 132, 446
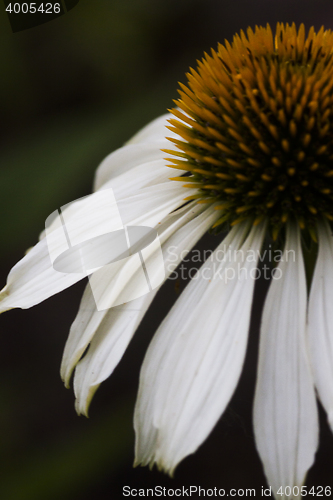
2, 22, 333, 499
168, 23, 333, 240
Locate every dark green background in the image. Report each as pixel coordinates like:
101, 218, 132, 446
0, 1, 333, 498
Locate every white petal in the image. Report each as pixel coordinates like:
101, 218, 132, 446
134, 221, 266, 473
100, 159, 182, 201
0, 179, 191, 313
0, 238, 81, 313
39, 141, 179, 242
126, 113, 178, 146
94, 141, 171, 192
1, 109, 196, 314
116, 181, 194, 227
94, 112, 185, 191
62, 203, 203, 385
61, 206, 199, 386
253, 224, 318, 498
308, 222, 333, 429
62, 204, 219, 415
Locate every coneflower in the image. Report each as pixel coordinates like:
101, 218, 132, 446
2, 23, 333, 498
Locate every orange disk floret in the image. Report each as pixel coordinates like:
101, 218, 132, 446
165, 23, 333, 239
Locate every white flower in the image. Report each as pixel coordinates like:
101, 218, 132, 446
3, 23, 333, 498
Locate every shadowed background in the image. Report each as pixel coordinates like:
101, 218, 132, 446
1, 1, 333, 498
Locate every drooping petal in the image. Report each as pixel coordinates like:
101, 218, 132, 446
100, 159, 178, 201
134, 221, 266, 473
308, 221, 333, 430
94, 111, 187, 191
62, 204, 219, 415
0, 179, 190, 313
62, 202, 207, 386
94, 112, 184, 191
116, 181, 190, 227
126, 113, 177, 146
0, 238, 81, 313
94, 141, 171, 192
253, 224, 318, 498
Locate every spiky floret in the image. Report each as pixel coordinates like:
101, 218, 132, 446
165, 23, 333, 240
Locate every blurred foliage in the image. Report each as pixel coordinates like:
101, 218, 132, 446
1, 1, 333, 499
